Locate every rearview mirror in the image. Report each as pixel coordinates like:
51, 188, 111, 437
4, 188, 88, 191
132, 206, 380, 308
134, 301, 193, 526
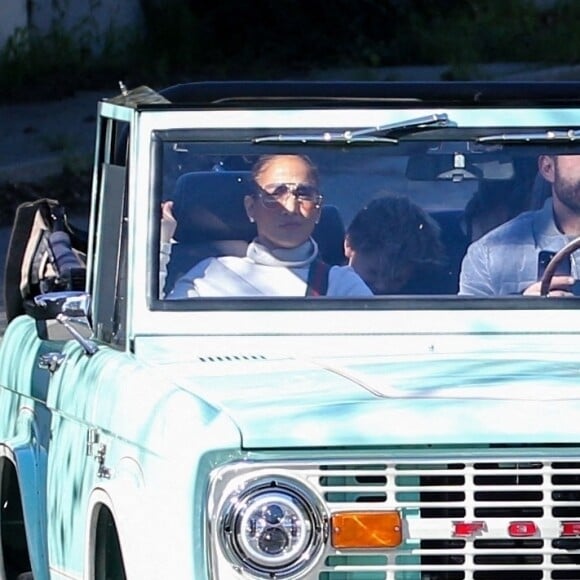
406, 153, 514, 181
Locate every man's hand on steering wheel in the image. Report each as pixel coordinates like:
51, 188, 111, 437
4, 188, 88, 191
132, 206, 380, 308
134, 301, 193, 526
523, 275, 575, 296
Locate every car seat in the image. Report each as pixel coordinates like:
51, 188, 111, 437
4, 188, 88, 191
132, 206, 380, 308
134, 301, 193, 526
4, 199, 87, 323
529, 172, 551, 210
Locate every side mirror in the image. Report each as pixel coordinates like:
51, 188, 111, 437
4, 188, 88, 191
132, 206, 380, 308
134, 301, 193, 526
29, 291, 98, 355
33, 290, 90, 319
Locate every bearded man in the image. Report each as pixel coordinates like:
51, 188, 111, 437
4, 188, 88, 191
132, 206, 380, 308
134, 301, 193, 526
459, 155, 580, 296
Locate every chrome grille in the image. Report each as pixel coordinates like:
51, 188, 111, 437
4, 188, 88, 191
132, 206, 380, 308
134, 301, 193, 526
312, 459, 580, 579
209, 455, 580, 579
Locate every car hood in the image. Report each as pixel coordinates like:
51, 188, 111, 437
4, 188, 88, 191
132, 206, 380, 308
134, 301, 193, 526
145, 347, 580, 449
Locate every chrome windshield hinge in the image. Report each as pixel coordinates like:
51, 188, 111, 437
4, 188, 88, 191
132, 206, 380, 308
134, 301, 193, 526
87, 429, 111, 479
38, 352, 66, 373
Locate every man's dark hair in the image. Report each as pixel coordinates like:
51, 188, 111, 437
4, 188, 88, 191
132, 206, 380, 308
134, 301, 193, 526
346, 194, 445, 265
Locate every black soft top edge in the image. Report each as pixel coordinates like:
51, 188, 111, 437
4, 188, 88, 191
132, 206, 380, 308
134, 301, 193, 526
129, 80, 580, 109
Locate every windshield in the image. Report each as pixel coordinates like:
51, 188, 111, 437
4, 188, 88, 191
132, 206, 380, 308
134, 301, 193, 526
152, 130, 580, 306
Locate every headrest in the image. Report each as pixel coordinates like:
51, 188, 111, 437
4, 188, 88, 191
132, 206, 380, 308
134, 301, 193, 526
529, 172, 552, 210
171, 171, 256, 243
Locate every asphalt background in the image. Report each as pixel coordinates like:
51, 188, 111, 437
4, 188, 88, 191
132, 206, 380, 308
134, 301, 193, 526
5, 63, 580, 182
2, 63, 580, 333
0, 86, 120, 333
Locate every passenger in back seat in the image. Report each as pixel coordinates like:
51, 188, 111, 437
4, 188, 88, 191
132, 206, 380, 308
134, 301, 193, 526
162, 154, 371, 298
463, 181, 524, 242
344, 195, 446, 294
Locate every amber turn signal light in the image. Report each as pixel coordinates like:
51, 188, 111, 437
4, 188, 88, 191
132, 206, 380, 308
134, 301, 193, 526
331, 511, 402, 549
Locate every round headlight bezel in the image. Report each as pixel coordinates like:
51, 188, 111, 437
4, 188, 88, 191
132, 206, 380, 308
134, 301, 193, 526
219, 476, 327, 579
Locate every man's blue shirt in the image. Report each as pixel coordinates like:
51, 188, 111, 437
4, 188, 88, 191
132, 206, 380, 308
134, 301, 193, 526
459, 199, 580, 295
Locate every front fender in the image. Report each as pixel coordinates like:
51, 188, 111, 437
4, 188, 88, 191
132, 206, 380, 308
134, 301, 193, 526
0, 407, 49, 580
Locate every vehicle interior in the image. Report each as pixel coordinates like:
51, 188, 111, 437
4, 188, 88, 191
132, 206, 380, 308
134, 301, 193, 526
154, 133, 579, 303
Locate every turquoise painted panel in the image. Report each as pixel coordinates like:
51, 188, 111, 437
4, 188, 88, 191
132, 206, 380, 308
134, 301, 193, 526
0, 315, 243, 578
157, 353, 580, 448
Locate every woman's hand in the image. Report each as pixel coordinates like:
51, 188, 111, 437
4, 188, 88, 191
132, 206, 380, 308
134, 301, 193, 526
161, 201, 177, 244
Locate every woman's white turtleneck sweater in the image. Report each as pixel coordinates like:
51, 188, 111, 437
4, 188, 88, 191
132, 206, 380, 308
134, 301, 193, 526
164, 238, 371, 298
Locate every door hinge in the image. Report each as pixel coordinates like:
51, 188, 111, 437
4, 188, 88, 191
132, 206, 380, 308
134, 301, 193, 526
87, 428, 111, 479
38, 352, 66, 373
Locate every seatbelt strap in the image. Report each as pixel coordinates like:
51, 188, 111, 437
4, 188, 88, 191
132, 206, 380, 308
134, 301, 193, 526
306, 259, 331, 296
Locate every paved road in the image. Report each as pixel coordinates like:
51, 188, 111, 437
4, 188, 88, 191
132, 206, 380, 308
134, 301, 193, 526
3, 64, 580, 182
0, 88, 113, 183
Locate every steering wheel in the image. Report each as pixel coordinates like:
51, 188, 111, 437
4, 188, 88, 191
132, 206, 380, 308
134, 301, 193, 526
539, 236, 580, 296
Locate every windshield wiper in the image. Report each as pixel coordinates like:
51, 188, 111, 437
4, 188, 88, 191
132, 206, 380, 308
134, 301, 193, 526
477, 130, 580, 144
253, 112, 456, 144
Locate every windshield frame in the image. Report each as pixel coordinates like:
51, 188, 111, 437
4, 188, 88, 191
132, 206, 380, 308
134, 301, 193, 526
118, 105, 580, 337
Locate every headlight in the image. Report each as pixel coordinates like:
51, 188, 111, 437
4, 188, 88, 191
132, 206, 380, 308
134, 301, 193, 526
219, 476, 327, 578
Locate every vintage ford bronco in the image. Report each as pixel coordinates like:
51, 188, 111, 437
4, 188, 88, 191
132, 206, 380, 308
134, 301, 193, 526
2, 81, 580, 579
